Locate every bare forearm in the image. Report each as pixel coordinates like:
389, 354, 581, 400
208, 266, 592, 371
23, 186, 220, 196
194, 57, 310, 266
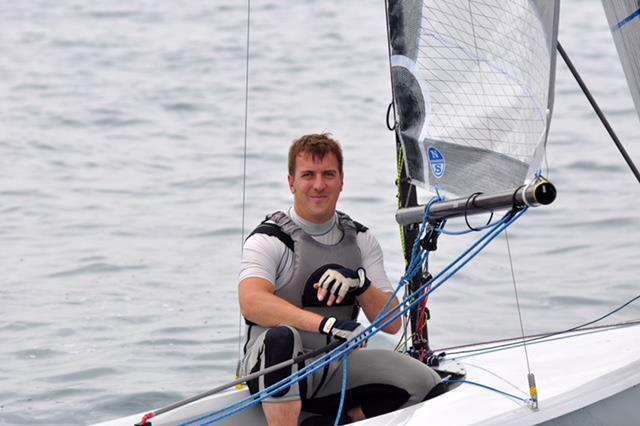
358, 287, 401, 334
240, 279, 323, 333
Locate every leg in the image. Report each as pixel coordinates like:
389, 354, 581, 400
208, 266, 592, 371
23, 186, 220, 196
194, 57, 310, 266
305, 349, 442, 420
263, 400, 302, 426
241, 326, 306, 426
346, 406, 365, 422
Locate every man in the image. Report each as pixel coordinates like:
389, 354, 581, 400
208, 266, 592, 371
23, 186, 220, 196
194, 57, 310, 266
238, 133, 442, 425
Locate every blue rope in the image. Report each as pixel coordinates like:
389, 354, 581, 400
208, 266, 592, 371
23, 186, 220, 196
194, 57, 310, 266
185, 205, 529, 425
334, 355, 349, 426
183, 341, 361, 425
185, 208, 527, 425
198, 207, 525, 425
373, 208, 527, 336
434, 184, 444, 200
395, 208, 523, 308
376, 195, 442, 345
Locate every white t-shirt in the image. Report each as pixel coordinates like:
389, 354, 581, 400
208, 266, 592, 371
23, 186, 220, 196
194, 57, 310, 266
239, 208, 394, 293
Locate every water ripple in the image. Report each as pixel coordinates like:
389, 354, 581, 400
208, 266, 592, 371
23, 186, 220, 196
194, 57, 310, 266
12, 348, 64, 360
45, 262, 148, 278
43, 367, 119, 384
0, 321, 50, 332
136, 338, 203, 347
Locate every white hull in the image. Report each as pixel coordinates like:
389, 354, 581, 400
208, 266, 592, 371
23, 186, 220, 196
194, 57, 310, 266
93, 321, 640, 426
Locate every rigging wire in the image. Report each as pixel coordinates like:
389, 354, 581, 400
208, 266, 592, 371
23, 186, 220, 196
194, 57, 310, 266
557, 41, 640, 185
504, 230, 531, 375
444, 295, 640, 357
237, 0, 252, 362
505, 229, 538, 408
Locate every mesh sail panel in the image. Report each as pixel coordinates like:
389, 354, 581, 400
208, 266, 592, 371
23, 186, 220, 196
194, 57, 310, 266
602, 1, 640, 123
388, 0, 560, 196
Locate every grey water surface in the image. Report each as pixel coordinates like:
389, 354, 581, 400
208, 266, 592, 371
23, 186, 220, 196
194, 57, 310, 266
2, 1, 639, 424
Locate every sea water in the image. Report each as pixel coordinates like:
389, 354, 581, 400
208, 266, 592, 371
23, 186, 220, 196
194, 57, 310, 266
1, 1, 639, 424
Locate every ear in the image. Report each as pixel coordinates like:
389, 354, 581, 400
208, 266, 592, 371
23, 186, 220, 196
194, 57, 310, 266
288, 175, 295, 193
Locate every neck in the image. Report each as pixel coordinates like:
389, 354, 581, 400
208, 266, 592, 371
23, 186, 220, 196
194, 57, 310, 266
288, 207, 336, 236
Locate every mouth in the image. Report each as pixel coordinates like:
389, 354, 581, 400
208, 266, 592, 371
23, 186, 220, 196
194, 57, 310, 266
310, 195, 327, 203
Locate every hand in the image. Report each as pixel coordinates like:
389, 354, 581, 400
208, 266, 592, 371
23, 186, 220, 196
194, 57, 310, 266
319, 317, 367, 344
314, 267, 371, 306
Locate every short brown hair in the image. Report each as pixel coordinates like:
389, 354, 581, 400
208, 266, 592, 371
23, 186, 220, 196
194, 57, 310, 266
288, 133, 343, 176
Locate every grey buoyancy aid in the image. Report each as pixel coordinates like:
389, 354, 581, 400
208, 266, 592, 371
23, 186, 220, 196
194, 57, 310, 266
243, 210, 368, 353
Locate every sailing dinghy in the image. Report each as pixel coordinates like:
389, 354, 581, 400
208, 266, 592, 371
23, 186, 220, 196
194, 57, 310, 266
93, 1, 640, 425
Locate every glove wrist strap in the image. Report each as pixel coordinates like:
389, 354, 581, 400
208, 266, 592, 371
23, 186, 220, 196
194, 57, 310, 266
354, 268, 371, 296
319, 316, 336, 335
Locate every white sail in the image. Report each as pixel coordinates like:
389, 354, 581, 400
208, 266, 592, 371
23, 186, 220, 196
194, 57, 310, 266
602, 0, 640, 122
388, 0, 560, 197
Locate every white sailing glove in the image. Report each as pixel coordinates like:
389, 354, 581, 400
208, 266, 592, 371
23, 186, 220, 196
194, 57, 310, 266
317, 267, 371, 300
319, 316, 366, 342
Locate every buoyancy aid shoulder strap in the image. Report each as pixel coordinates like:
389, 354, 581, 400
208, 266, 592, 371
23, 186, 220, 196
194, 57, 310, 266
248, 211, 365, 251
336, 210, 369, 234
247, 212, 295, 251
353, 220, 368, 233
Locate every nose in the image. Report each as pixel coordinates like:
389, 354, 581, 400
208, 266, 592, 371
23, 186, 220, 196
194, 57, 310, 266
312, 175, 326, 191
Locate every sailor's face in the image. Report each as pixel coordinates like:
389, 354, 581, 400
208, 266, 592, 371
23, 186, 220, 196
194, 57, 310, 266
288, 151, 343, 224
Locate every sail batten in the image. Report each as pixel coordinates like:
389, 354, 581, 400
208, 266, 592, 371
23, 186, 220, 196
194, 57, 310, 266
602, 1, 640, 122
388, 0, 560, 197
611, 7, 640, 31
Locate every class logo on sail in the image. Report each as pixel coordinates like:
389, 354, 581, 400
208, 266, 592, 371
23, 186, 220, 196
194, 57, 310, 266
428, 146, 445, 179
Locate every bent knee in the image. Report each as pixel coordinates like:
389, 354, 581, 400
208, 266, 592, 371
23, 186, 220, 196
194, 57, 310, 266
264, 326, 300, 398
398, 363, 442, 404
264, 326, 296, 360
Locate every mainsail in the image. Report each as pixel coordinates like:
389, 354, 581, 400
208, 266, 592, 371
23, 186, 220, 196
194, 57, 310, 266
602, 1, 640, 122
388, 0, 560, 197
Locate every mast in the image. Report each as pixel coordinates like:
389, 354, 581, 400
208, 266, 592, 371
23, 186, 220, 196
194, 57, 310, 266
395, 132, 432, 354
386, 0, 436, 356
